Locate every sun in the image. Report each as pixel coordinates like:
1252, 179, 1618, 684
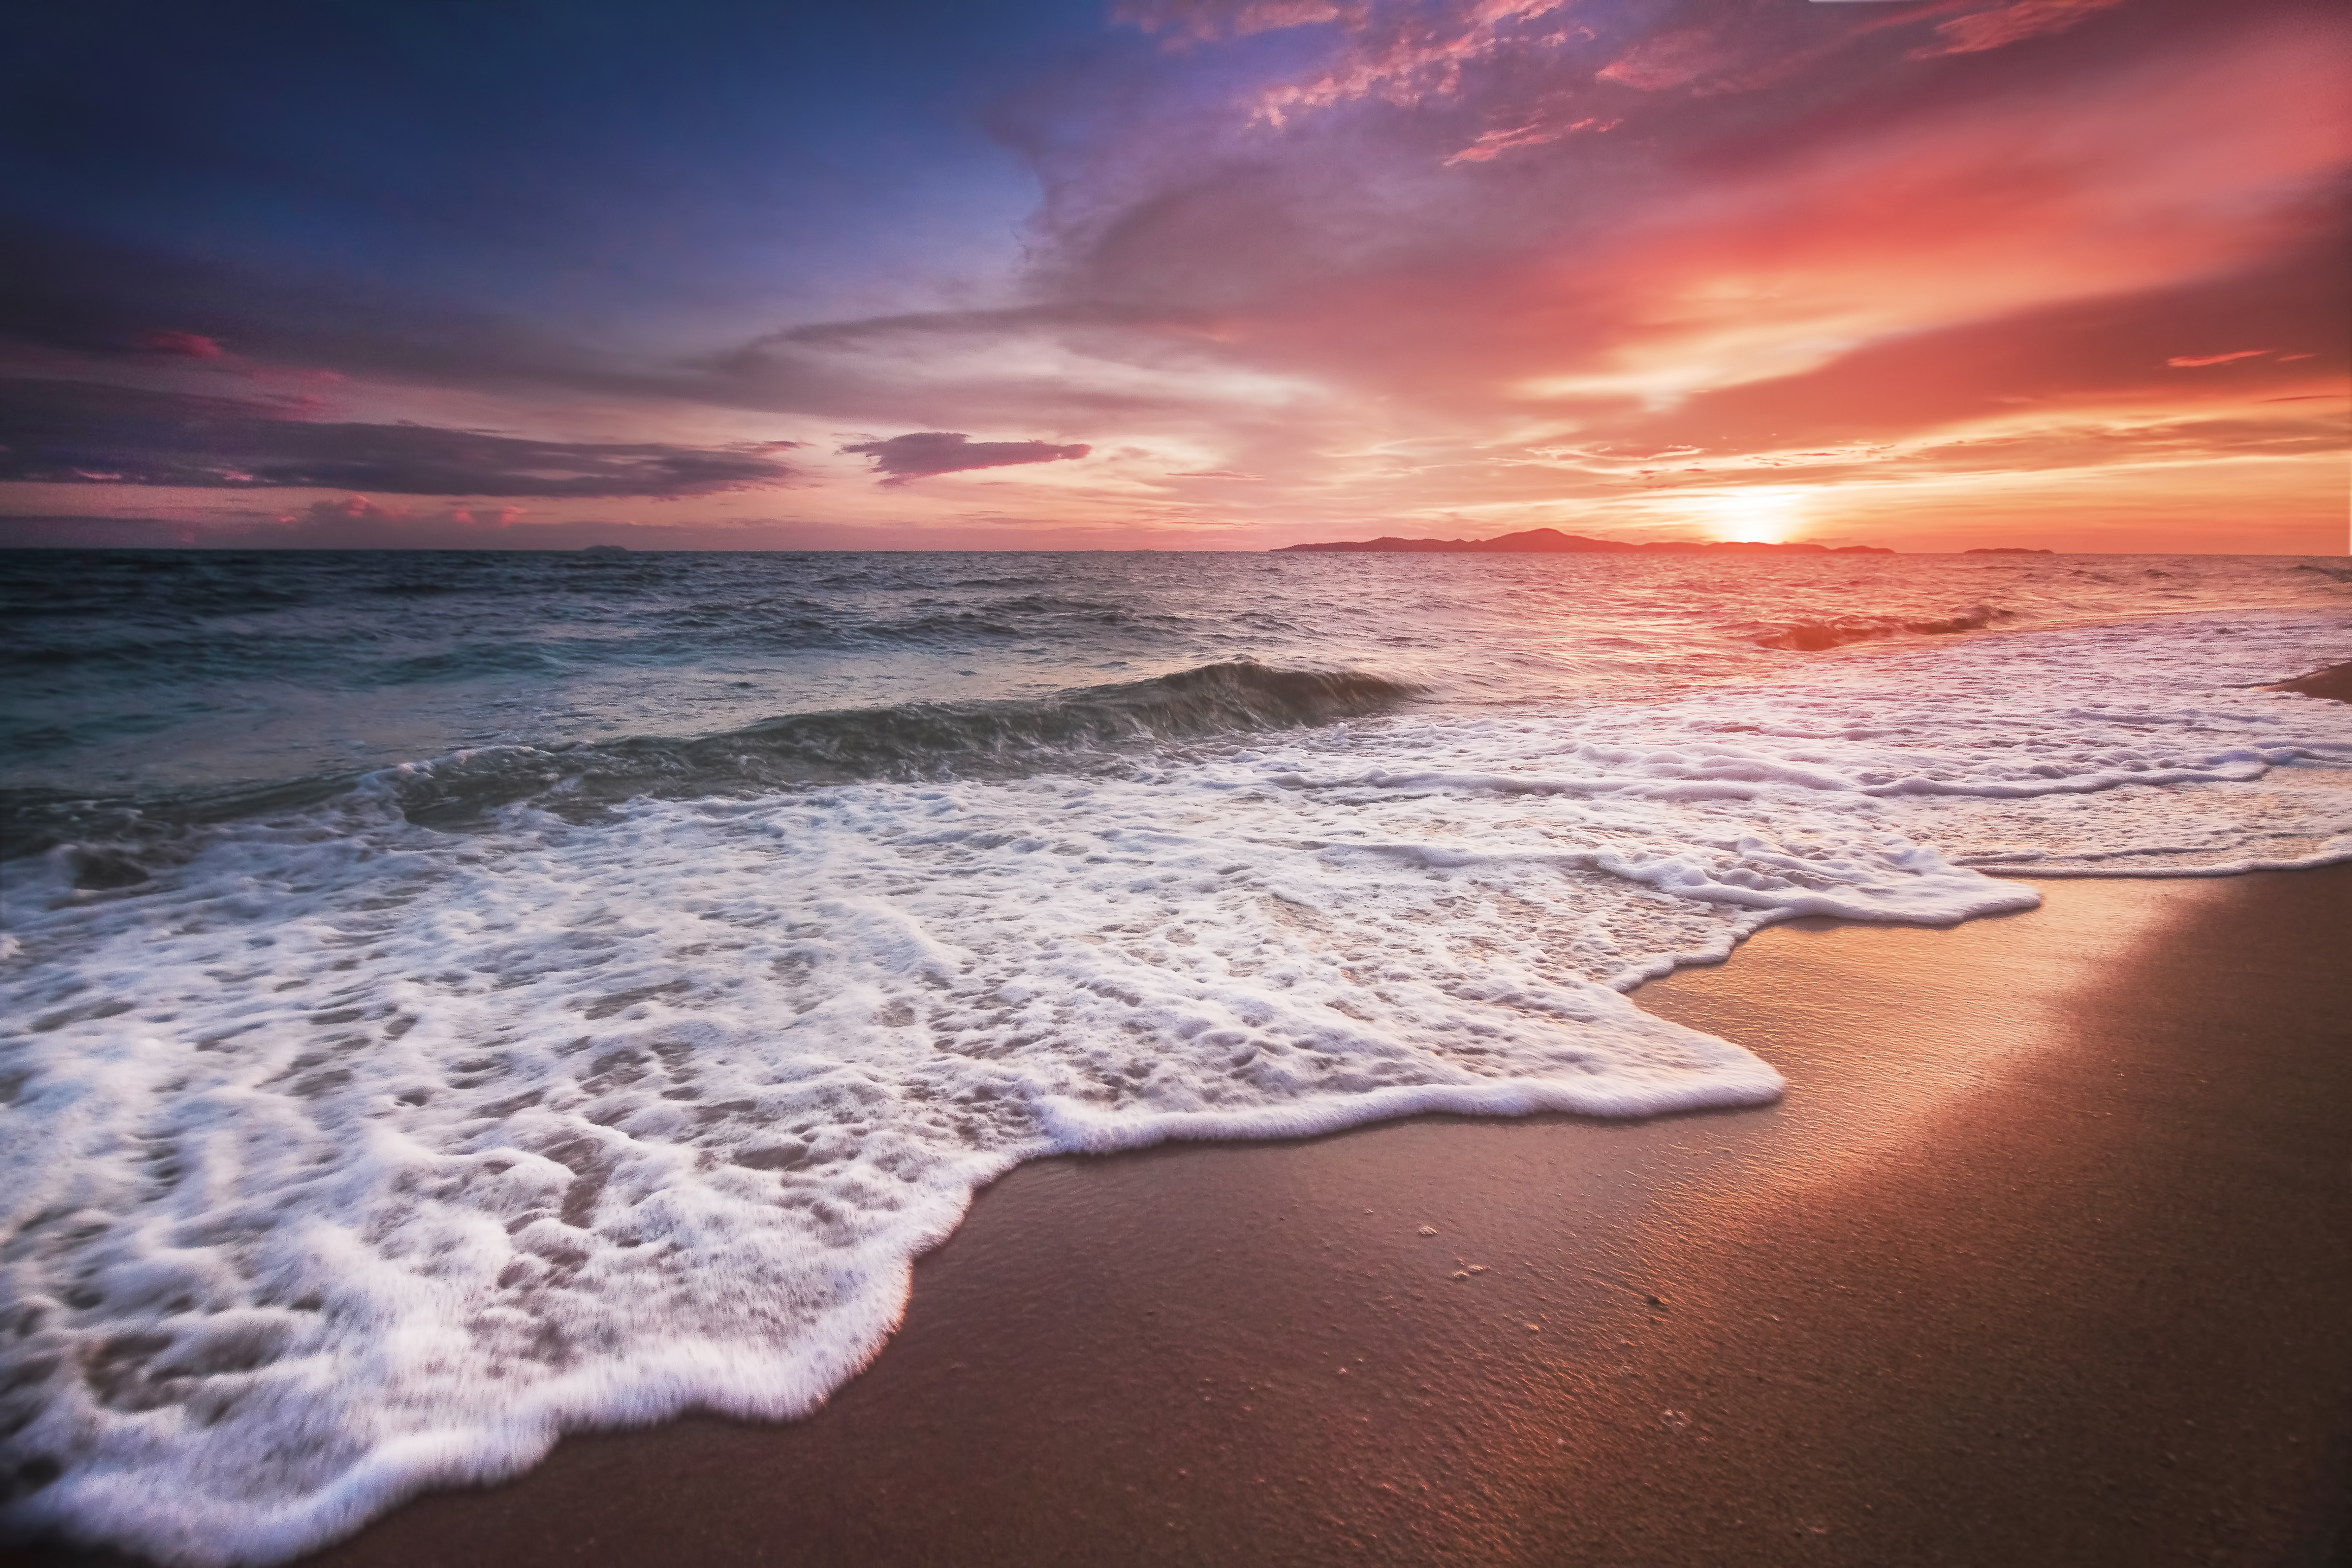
1692, 487, 1810, 544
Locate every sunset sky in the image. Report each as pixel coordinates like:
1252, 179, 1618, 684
1, 0, 2345, 553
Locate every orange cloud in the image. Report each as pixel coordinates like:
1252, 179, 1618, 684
2167, 350, 2274, 368
1007, 8, 2348, 551
715, 3, 2352, 550
1501, 29, 2349, 408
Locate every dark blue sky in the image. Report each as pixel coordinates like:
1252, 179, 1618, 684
2, 0, 1115, 329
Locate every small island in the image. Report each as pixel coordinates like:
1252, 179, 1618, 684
1274, 526, 1892, 555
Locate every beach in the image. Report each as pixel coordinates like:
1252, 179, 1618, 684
3, 553, 2346, 1567
5, 0, 2348, 1551
15, 862, 2340, 1568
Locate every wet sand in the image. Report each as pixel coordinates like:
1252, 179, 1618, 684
2272, 661, 2352, 702
12, 866, 2351, 1568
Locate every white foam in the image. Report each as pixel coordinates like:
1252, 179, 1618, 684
2, 610, 2347, 1564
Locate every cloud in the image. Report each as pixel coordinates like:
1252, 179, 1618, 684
0, 379, 801, 496
838, 431, 1094, 485
1117, 0, 1344, 43
1442, 114, 1617, 166
0, 223, 617, 395
950, 2, 2348, 546
142, 330, 227, 359
1911, 0, 2127, 60
1243, 0, 1574, 124
6, 0, 2338, 555
0, 509, 1249, 552
760, 301, 1188, 349
2166, 349, 2274, 368
1594, 29, 1725, 92
1468, 26, 2352, 411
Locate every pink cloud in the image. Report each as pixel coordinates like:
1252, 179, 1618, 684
1443, 114, 1617, 166
262, 497, 537, 544
962, 7, 2346, 550
1594, 28, 1723, 92
306, 496, 411, 523
1230, 25, 2344, 419
142, 330, 227, 358
1248, 0, 1572, 122
1911, 0, 2127, 60
134, 327, 353, 400
1118, 0, 1345, 43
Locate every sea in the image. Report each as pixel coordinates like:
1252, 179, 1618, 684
3, 547, 2349, 1565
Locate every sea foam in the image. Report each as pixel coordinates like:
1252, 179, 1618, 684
2, 610, 2347, 1565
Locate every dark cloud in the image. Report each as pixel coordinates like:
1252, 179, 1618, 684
839, 431, 1092, 485
0, 224, 641, 398
0, 511, 1181, 552
0, 379, 801, 497
763, 301, 1192, 350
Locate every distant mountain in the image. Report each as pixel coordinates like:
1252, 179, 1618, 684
1273, 527, 1892, 556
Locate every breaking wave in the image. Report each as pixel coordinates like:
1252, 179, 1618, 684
0, 663, 1419, 864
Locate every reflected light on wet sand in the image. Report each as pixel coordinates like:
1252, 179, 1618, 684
1631, 875, 2198, 1192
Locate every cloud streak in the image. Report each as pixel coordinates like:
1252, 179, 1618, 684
2167, 349, 2275, 369
0, 380, 802, 497
1911, 0, 2128, 60
839, 431, 1093, 485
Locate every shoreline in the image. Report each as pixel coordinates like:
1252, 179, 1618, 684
12, 864, 2349, 1567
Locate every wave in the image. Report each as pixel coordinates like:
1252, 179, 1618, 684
4, 611, 2347, 1566
1752, 603, 2010, 652
0, 662, 1420, 864
384, 661, 1417, 826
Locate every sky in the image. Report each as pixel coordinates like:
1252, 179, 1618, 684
0, 0, 2345, 553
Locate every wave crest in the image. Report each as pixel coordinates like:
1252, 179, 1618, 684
2, 663, 1419, 857
1753, 604, 2009, 652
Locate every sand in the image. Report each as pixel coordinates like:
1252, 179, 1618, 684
9, 866, 2350, 1568
2271, 661, 2352, 703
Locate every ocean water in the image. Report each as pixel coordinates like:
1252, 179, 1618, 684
3, 548, 2348, 1564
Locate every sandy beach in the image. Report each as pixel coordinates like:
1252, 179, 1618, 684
7, 0, 2347, 1553
2276, 662, 2352, 702
13, 863, 2346, 1568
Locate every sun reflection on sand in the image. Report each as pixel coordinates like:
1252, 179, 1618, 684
1635, 877, 2203, 1192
